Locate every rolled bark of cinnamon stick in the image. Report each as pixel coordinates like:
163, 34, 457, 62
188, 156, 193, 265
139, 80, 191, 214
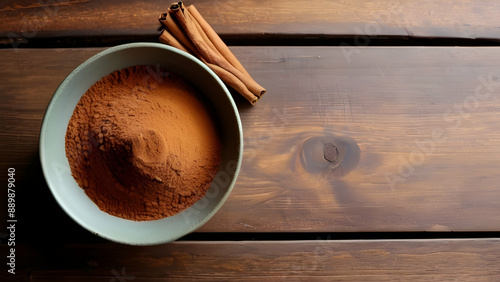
159, 29, 192, 54
186, 9, 224, 59
169, 3, 265, 102
158, 2, 266, 105
159, 12, 199, 56
186, 5, 251, 79
161, 28, 258, 104
206, 63, 259, 105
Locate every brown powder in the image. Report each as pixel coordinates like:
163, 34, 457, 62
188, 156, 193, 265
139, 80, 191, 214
65, 65, 222, 221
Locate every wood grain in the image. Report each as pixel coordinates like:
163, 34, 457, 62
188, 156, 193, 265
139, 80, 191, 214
2, 47, 500, 236
3, 239, 500, 280
2, 0, 500, 46
210, 46, 500, 232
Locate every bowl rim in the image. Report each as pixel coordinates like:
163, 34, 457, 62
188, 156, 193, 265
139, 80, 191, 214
39, 42, 243, 245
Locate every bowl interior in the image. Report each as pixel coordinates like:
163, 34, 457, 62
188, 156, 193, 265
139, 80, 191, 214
39, 43, 242, 245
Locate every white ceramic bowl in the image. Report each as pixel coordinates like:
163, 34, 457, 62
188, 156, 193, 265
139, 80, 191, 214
39, 43, 243, 245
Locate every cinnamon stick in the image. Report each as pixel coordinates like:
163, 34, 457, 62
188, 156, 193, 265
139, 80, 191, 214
159, 29, 192, 54
158, 2, 266, 105
169, 3, 265, 100
186, 5, 251, 79
206, 63, 259, 105
186, 9, 224, 59
159, 12, 198, 56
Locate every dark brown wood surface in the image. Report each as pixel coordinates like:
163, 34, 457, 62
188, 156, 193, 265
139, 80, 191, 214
2, 0, 500, 47
2, 46, 500, 234
3, 239, 499, 280
2, 3, 500, 278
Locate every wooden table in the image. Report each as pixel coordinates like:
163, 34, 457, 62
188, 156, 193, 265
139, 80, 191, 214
2, 0, 500, 280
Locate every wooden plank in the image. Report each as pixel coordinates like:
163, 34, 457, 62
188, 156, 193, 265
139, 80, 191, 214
4, 239, 500, 280
2, 47, 500, 235
213, 47, 500, 232
2, 0, 500, 47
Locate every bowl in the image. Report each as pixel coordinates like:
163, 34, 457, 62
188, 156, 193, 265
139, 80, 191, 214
39, 43, 243, 245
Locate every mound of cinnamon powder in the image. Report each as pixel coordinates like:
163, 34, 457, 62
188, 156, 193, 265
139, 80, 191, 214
65, 65, 222, 221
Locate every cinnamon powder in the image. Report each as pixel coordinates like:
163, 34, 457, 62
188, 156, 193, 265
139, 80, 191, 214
65, 65, 222, 221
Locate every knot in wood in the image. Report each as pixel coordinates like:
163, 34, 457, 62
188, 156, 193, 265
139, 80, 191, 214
323, 143, 338, 162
